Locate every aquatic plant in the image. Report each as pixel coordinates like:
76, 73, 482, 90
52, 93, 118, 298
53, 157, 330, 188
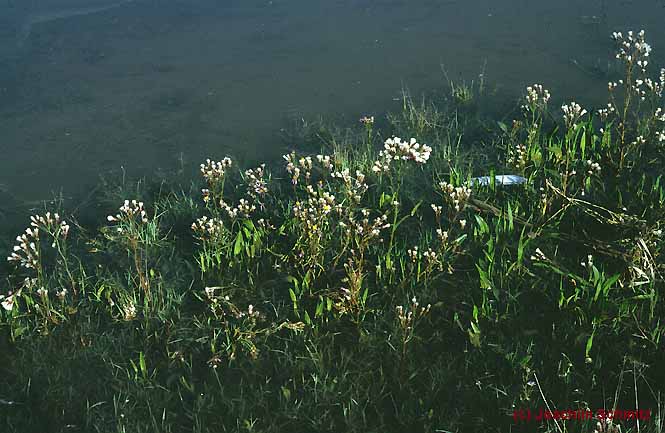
1, 30, 664, 433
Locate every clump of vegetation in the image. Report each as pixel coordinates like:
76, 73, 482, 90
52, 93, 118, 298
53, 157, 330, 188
1, 30, 664, 433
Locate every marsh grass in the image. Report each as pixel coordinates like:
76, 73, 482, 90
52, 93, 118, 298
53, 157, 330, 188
1, 31, 665, 433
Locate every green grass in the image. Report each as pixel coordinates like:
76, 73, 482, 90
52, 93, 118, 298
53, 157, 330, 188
1, 30, 665, 433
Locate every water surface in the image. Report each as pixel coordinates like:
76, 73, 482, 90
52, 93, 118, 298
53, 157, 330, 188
0, 0, 664, 213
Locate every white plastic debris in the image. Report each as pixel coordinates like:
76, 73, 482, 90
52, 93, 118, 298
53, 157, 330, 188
470, 175, 527, 186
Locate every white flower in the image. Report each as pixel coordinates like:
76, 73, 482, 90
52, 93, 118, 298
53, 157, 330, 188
562, 101, 587, 128
1, 293, 17, 311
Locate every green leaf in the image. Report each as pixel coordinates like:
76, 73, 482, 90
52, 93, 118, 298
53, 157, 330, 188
475, 264, 491, 291
497, 121, 508, 134
315, 298, 324, 317
585, 332, 594, 358
129, 359, 138, 375
474, 214, 489, 236
180, 376, 194, 393
592, 266, 600, 284
243, 219, 255, 231
410, 200, 423, 217
468, 324, 481, 348
139, 351, 147, 379
547, 145, 563, 160
593, 279, 603, 303
286, 276, 299, 289
233, 232, 244, 256
517, 227, 528, 265
580, 131, 587, 159
602, 273, 621, 294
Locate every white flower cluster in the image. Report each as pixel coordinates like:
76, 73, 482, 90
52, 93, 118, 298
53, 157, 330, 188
593, 418, 620, 433
205, 291, 262, 323
656, 108, 665, 143
0, 290, 20, 311
637, 59, 649, 74
340, 209, 390, 240
530, 248, 547, 261
256, 218, 276, 231
107, 200, 149, 228
359, 115, 375, 125
585, 159, 601, 175
244, 164, 268, 198
200, 157, 232, 185
612, 30, 651, 63
407, 246, 419, 262
656, 108, 665, 123
204, 286, 229, 300
561, 102, 588, 129
123, 300, 137, 321
31, 212, 70, 237
438, 181, 472, 212
603, 45, 662, 101
581, 254, 594, 268
507, 143, 528, 169
235, 303, 260, 320
201, 188, 211, 203
331, 168, 368, 203
407, 245, 438, 264
55, 288, 68, 301
219, 198, 256, 219
191, 216, 226, 241
636, 77, 663, 100
283, 152, 313, 185
316, 154, 334, 170
371, 137, 432, 173
630, 135, 647, 148
7, 212, 70, 269
396, 297, 431, 331
422, 248, 438, 262
435, 228, 449, 243
597, 103, 616, 121
523, 84, 551, 112
292, 190, 340, 232
202, 162, 267, 220
0, 278, 39, 311
7, 227, 40, 269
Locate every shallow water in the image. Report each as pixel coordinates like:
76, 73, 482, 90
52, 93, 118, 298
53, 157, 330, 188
0, 0, 664, 209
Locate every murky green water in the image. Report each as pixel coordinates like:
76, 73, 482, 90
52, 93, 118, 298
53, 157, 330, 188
0, 0, 664, 223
